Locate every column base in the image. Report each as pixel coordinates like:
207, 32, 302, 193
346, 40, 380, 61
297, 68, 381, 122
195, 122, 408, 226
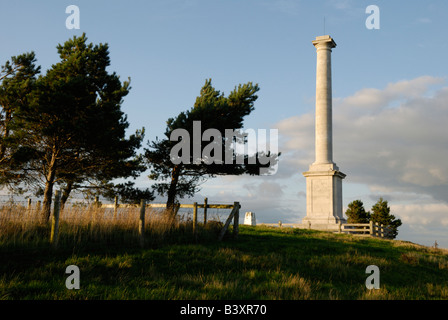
302, 163, 346, 231
301, 216, 346, 231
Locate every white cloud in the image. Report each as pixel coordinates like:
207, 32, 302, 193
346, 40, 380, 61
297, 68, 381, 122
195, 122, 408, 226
393, 202, 448, 226
243, 181, 284, 198
335, 77, 448, 194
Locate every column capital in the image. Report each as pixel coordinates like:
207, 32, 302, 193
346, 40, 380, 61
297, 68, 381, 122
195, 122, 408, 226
312, 35, 337, 49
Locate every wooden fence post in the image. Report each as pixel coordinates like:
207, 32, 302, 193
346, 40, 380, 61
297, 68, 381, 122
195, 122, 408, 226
27, 199, 32, 211
193, 202, 198, 238
50, 190, 61, 248
218, 204, 239, 241
203, 198, 208, 225
369, 220, 374, 236
380, 224, 384, 238
139, 199, 146, 247
233, 202, 239, 239
36, 200, 42, 215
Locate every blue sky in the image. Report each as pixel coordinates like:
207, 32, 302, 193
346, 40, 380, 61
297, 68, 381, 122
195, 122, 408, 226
1, 1, 447, 248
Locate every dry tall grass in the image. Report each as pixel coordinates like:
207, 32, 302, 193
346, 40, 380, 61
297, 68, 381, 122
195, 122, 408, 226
0, 203, 222, 249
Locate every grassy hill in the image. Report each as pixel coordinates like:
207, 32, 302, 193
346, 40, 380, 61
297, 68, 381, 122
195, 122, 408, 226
1, 225, 447, 300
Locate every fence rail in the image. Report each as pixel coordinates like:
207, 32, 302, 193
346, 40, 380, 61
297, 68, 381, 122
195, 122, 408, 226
94, 196, 238, 240
340, 221, 393, 239
260, 220, 393, 239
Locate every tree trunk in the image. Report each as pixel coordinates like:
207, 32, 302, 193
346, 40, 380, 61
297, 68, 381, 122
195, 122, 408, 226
42, 179, 54, 222
42, 156, 57, 222
166, 164, 181, 213
60, 180, 73, 211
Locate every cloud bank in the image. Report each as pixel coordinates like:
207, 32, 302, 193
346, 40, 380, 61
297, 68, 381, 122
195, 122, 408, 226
278, 76, 448, 200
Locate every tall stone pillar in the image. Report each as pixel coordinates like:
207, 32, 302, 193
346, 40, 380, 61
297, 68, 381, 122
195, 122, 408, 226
302, 35, 346, 230
314, 35, 335, 166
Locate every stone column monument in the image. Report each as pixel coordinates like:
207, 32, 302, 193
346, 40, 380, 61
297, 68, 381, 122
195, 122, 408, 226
302, 35, 346, 230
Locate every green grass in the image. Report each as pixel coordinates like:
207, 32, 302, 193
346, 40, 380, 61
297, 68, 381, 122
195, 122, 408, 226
1, 224, 447, 300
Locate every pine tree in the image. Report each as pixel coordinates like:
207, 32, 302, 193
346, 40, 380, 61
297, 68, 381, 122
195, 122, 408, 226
370, 197, 402, 239
145, 79, 279, 211
345, 200, 370, 223
12, 34, 148, 221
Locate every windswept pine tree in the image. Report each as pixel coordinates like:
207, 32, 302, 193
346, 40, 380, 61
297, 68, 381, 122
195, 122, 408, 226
3, 34, 149, 221
145, 79, 279, 211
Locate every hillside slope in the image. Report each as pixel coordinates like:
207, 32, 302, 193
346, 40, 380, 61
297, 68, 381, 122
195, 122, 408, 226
0, 225, 447, 300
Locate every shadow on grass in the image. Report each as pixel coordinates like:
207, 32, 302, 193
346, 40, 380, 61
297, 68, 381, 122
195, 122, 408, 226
1, 225, 447, 299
